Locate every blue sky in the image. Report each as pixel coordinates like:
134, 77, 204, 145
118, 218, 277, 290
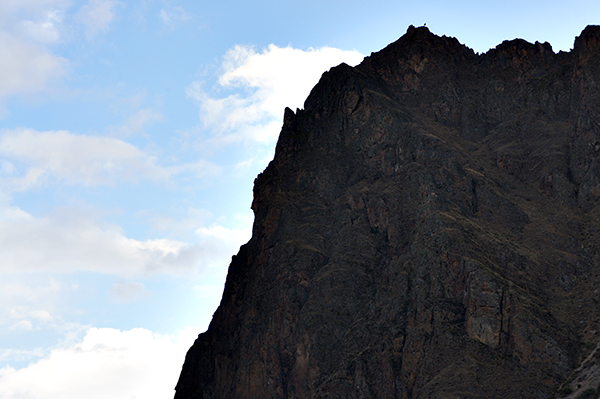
0, 1, 598, 398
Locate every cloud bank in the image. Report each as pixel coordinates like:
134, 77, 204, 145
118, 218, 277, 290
0, 327, 197, 399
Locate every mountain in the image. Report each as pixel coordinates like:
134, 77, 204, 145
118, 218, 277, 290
175, 26, 600, 398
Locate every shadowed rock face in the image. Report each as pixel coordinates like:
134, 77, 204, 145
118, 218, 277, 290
175, 26, 600, 399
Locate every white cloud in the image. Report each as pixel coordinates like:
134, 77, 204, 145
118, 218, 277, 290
186, 44, 364, 145
0, 30, 67, 100
0, 204, 200, 277
0, 1, 71, 105
196, 223, 251, 245
109, 282, 151, 303
16, 9, 63, 44
0, 327, 198, 399
0, 128, 170, 189
0, 198, 251, 278
8, 310, 54, 331
76, 0, 119, 39
0, 128, 223, 190
0, 277, 63, 330
30, 310, 54, 323
9, 320, 33, 331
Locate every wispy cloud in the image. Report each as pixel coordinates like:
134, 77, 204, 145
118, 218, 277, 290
0, 128, 170, 189
75, 0, 119, 40
195, 221, 253, 267
0, 198, 251, 278
0, 203, 198, 277
0, 0, 123, 106
142, 207, 212, 238
159, 6, 190, 30
108, 108, 165, 137
16, 9, 63, 44
186, 44, 364, 145
0, 128, 223, 190
0, 347, 47, 367
109, 282, 151, 303
0, 327, 197, 399
0, 0, 70, 15
0, 276, 69, 339
0, 30, 67, 101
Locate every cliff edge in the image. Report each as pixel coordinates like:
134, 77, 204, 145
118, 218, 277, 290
175, 26, 600, 398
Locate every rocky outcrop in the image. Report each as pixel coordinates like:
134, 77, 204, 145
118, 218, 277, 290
175, 26, 600, 398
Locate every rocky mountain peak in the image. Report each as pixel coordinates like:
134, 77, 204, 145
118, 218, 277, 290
176, 27, 600, 399
377, 25, 472, 59
359, 25, 475, 88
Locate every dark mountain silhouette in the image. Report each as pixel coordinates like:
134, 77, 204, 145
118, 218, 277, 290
175, 26, 600, 398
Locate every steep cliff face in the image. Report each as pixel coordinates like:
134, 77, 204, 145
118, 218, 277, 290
175, 26, 600, 398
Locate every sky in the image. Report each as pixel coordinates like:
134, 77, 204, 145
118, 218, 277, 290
0, 1, 598, 398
